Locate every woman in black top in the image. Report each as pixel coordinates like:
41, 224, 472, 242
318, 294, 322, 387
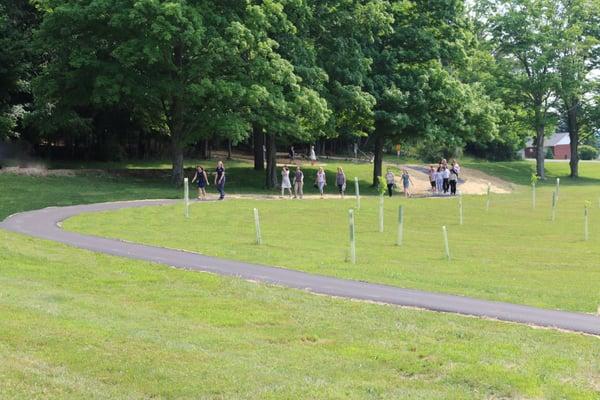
215, 161, 226, 200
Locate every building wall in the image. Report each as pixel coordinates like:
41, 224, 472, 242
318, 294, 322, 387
554, 144, 571, 160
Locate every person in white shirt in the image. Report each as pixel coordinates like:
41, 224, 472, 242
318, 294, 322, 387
316, 167, 326, 198
385, 169, 395, 197
280, 165, 292, 198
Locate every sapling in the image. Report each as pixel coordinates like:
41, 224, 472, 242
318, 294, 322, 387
396, 205, 404, 246
531, 174, 539, 209
377, 176, 387, 233
486, 182, 491, 211
584, 201, 590, 241
458, 193, 463, 225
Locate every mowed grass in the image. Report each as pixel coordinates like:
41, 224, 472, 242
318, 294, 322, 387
1, 231, 600, 399
65, 182, 600, 313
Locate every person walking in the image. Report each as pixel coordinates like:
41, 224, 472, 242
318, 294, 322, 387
293, 166, 304, 199
428, 165, 437, 193
281, 165, 293, 198
435, 166, 444, 193
316, 167, 326, 198
336, 167, 347, 199
215, 161, 226, 200
442, 166, 450, 194
449, 166, 458, 196
191, 165, 209, 200
309, 145, 317, 166
385, 169, 395, 197
401, 169, 415, 198
288, 146, 295, 161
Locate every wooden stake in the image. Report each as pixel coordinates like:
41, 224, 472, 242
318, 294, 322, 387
349, 209, 356, 264
396, 205, 404, 246
442, 226, 451, 260
184, 178, 190, 218
532, 182, 536, 209
378, 195, 384, 233
551, 191, 557, 222
486, 183, 491, 211
253, 208, 262, 245
354, 177, 360, 210
584, 203, 589, 241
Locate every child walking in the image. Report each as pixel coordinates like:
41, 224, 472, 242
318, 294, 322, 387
191, 165, 209, 200
316, 167, 326, 198
293, 166, 304, 199
385, 169, 395, 197
428, 165, 436, 193
401, 169, 414, 197
336, 167, 346, 198
435, 166, 444, 193
281, 165, 293, 198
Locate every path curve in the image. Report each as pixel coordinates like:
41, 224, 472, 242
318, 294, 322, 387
2, 200, 599, 336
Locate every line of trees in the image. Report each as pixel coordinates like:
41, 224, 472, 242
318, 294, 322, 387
1, 0, 599, 184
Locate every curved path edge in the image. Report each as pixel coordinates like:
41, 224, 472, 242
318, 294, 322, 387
2, 199, 599, 336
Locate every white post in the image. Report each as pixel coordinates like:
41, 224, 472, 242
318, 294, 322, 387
486, 182, 491, 211
349, 209, 356, 264
354, 177, 360, 210
184, 177, 190, 218
378, 195, 384, 233
396, 205, 404, 246
551, 191, 557, 222
584, 203, 589, 241
555, 177, 560, 198
532, 182, 536, 209
442, 226, 451, 260
253, 208, 262, 245
459, 194, 463, 225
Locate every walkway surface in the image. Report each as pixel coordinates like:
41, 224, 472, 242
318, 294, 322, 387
2, 199, 599, 336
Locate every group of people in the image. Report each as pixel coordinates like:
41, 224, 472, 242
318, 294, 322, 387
191, 158, 459, 201
428, 159, 460, 195
279, 165, 342, 199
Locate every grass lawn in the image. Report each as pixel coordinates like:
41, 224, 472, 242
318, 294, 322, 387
65, 181, 600, 313
1, 231, 600, 399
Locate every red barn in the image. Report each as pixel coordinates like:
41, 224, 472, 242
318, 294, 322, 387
524, 132, 571, 159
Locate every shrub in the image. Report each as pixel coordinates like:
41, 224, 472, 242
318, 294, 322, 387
578, 145, 599, 160
545, 148, 554, 159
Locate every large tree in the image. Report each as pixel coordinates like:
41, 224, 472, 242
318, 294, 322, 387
481, 0, 560, 179
34, 0, 249, 184
554, 0, 600, 177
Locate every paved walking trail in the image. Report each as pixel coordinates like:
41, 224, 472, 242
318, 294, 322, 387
2, 199, 599, 336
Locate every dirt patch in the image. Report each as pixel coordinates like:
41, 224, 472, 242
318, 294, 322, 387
392, 164, 513, 196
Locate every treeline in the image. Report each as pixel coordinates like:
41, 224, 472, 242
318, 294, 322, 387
1, 0, 599, 184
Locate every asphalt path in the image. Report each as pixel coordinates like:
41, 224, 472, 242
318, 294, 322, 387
2, 199, 599, 336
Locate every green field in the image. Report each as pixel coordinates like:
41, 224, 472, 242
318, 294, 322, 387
65, 180, 600, 313
2, 231, 600, 399
2, 159, 600, 398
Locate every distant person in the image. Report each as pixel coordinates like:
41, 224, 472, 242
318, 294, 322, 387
288, 146, 295, 161
449, 167, 458, 195
281, 165, 293, 198
428, 165, 437, 193
316, 167, 326, 198
435, 165, 444, 193
451, 159, 460, 175
215, 161, 226, 200
309, 145, 317, 165
191, 165, 209, 200
294, 166, 304, 199
442, 166, 450, 194
385, 169, 395, 197
336, 167, 346, 199
401, 169, 415, 198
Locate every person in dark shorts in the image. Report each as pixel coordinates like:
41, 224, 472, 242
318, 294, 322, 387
191, 165, 209, 200
215, 161, 226, 200
449, 167, 458, 195
428, 165, 436, 193
385, 169, 395, 197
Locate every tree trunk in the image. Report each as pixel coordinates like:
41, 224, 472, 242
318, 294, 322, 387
171, 138, 184, 185
265, 133, 278, 189
372, 133, 384, 187
253, 124, 265, 171
535, 125, 545, 180
567, 99, 580, 178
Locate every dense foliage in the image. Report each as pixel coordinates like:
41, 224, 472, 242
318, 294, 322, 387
1, 0, 599, 183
